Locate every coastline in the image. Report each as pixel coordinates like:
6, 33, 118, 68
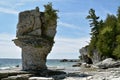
1, 58, 120, 80
0, 66, 120, 80
0, 59, 78, 70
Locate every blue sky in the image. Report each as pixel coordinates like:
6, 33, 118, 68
0, 0, 120, 59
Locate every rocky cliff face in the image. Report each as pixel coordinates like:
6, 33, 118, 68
79, 46, 101, 64
79, 46, 93, 64
13, 7, 57, 71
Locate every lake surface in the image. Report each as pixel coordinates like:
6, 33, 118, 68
0, 58, 78, 70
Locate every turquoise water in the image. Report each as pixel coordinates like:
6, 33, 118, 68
0, 59, 78, 70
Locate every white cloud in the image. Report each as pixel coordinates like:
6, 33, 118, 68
48, 36, 90, 59
0, 7, 18, 15
19, 0, 39, 2
0, 0, 38, 6
58, 21, 83, 30
0, 33, 90, 59
0, 1, 11, 7
0, 0, 39, 15
0, 33, 15, 41
60, 12, 87, 17
0, 33, 21, 58
15, 3, 25, 6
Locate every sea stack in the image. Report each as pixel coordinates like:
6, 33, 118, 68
13, 6, 57, 71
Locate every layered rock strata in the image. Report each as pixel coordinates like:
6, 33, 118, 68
13, 7, 57, 71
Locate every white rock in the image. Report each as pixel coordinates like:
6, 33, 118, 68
87, 76, 93, 79
95, 58, 120, 69
111, 77, 120, 80
29, 77, 54, 80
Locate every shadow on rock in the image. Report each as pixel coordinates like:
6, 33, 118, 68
26, 69, 67, 80
67, 73, 92, 78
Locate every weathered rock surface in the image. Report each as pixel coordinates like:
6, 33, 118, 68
79, 46, 93, 64
2, 74, 32, 80
80, 45, 111, 64
1, 67, 120, 80
95, 58, 120, 69
13, 7, 57, 71
79, 46, 103, 64
72, 62, 82, 67
0, 68, 66, 80
0, 69, 29, 79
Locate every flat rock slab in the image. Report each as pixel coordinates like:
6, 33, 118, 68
29, 77, 54, 80
2, 74, 32, 80
0, 68, 28, 79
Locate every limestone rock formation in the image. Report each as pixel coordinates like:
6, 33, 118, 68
13, 7, 57, 71
79, 46, 104, 64
79, 46, 109, 64
79, 46, 93, 64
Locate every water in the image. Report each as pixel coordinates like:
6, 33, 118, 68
0, 59, 21, 69
47, 59, 77, 67
0, 59, 78, 70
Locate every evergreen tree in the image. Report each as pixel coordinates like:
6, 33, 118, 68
44, 2, 58, 25
113, 7, 120, 59
96, 14, 117, 57
86, 9, 101, 57
86, 9, 100, 37
86, 7, 120, 59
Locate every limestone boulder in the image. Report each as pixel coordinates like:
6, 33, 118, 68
95, 58, 120, 69
29, 77, 54, 80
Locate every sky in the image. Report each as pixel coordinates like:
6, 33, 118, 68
0, 0, 120, 59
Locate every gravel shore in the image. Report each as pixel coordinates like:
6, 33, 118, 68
49, 67, 120, 80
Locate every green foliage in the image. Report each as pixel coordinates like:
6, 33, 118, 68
44, 2, 58, 26
113, 45, 120, 59
87, 7, 120, 60
117, 7, 120, 34
86, 9, 100, 37
113, 8, 120, 59
117, 7, 120, 22
86, 8, 103, 57
116, 35, 120, 44
88, 37, 97, 57
42, 2, 58, 39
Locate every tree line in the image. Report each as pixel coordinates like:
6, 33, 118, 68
87, 7, 120, 59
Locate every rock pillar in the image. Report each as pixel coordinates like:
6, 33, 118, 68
13, 7, 57, 71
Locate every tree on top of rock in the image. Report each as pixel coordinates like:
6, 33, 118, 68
44, 2, 58, 25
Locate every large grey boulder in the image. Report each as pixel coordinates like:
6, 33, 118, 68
13, 7, 57, 71
95, 58, 120, 69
